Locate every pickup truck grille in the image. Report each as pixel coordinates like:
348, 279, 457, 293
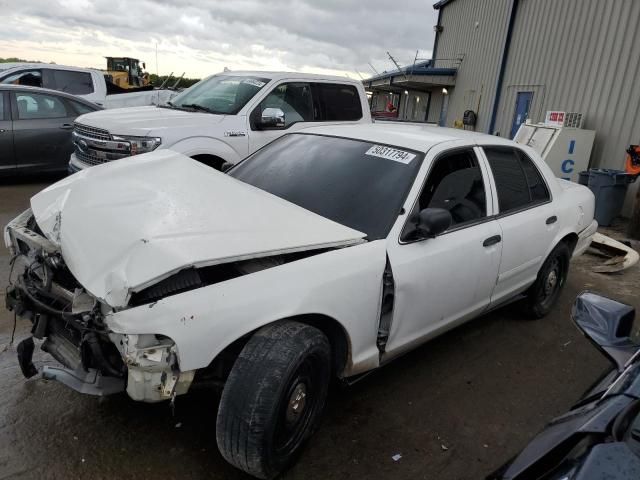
74, 123, 111, 141
73, 123, 130, 166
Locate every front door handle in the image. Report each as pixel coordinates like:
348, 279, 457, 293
0, 129, 5, 133
60, 124, 73, 130
546, 216, 558, 225
483, 235, 502, 247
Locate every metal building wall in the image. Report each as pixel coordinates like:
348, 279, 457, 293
494, 0, 640, 212
435, 0, 511, 131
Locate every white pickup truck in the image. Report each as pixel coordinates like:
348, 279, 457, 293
0, 63, 175, 109
66, 71, 371, 172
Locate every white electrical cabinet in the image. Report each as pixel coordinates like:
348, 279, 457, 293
514, 112, 595, 183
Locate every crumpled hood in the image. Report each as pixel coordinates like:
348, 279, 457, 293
75, 106, 226, 136
30, 150, 365, 308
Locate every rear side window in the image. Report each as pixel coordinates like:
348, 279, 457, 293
484, 147, 550, 213
314, 83, 362, 121
15, 92, 68, 119
69, 99, 96, 115
1, 70, 42, 87
51, 70, 94, 95
519, 151, 550, 203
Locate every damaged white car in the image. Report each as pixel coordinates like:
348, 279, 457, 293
5, 123, 597, 478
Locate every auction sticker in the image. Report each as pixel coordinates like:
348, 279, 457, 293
365, 145, 416, 164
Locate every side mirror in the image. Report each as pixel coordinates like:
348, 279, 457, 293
414, 208, 452, 238
258, 107, 285, 129
572, 292, 638, 371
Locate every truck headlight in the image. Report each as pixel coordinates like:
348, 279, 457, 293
111, 135, 162, 155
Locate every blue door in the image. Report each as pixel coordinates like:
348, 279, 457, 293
510, 91, 533, 138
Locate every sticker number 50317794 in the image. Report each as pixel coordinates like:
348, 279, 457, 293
365, 145, 416, 164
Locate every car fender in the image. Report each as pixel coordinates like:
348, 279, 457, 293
106, 240, 388, 377
168, 136, 244, 164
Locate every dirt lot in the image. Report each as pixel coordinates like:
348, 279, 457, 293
1, 176, 638, 480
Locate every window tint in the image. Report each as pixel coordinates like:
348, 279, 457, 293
230, 134, 423, 240
1, 70, 42, 87
484, 147, 548, 213
518, 151, 550, 203
314, 83, 362, 121
52, 70, 94, 95
15, 92, 68, 119
416, 149, 487, 229
259, 83, 314, 127
69, 99, 96, 115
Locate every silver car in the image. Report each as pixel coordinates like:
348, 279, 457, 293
0, 85, 101, 176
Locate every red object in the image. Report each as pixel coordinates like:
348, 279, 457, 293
625, 145, 640, 175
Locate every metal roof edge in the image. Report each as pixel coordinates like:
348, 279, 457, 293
433, 0, 456, 10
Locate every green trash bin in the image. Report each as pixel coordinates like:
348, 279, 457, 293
582, 169, 637, 226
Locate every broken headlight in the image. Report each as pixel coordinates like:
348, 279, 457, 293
111, 135, 161, 155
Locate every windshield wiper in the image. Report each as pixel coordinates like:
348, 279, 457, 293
181, 103, 217, 113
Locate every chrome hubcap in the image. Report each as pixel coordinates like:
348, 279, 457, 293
286, 383, 307, 425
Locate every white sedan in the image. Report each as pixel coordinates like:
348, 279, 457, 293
5, 123, 597, 478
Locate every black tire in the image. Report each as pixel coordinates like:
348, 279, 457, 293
216, 321, 331, 479
522, 242, 571, 319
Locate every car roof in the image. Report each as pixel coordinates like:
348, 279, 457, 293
0, 63, 100, 75
0, 84, 101, 109
301, 122, 516, 152
218, 70, 362, 85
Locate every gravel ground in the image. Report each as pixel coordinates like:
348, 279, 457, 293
1, 175, 638, 480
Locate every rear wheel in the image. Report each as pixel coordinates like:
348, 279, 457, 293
522, 242, 570, 319
216, 321, 331, 479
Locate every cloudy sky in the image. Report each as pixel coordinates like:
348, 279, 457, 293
0, 0, 438, 79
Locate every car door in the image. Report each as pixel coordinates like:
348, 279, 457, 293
11, 90, 77, 172
384, 144, 502, 357
248, 81, 317, 152
479, 145, 557, 306
43, 69, 96, 101
0, 91, 16, 172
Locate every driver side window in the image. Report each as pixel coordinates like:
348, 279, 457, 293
258, 82, 314, 128
418, 149, 487, 228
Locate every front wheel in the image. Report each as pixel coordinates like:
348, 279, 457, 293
216, 321, 331, 479
522, 242, 571, 319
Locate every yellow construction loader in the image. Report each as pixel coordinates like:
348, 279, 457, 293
105, 57, 150, 89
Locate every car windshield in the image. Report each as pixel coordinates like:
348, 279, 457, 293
230, 134, 424, 240
168, 74, 270, 114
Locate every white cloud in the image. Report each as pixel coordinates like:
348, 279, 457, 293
0, 0, 438, 78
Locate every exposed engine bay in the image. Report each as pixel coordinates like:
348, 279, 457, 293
5, 209, 328, 401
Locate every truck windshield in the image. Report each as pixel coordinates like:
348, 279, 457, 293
169, 75, 270, 114
230, 134, 424, 240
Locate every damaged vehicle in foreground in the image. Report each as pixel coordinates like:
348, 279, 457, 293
5, 123, 597, 478
489, 292, 640, 480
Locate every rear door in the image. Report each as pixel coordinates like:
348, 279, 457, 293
11, 90, 77, 172
479, 146, 557, 306
43, 69, 96, 101
0, 91, 15, 172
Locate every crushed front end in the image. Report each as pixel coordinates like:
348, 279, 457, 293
4, 209, 192, 401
